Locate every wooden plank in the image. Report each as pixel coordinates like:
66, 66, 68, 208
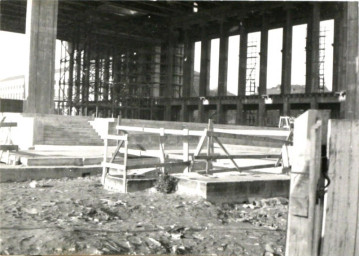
110, 140, 124, 163
206, 119, 214, 173
195, 154, 280, 160
105, 134, 128, 141
123, 140, 128, 193
213, 128, 290, 137
126, 161, 190, 170
101, 138, 108, 185
183, 128, 189, 173
285, 110, 329, 256
0, 145, 18, 151
193, 129, 207, 157
213, 136, 241, 172
102, 162, 125, 170
208, 131, 292, 145
309, 121, 323, 256
321, 120, 359, 256
0, 122, 17, 128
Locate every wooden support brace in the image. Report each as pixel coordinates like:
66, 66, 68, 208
213, 136, 241, 172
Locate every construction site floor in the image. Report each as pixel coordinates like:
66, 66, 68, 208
0, 175, 287, 255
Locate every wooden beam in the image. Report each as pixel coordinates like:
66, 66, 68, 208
0, 145, 18, 151
321, 120, 359, 255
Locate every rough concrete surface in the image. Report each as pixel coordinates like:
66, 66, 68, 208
0, 175, 288, 255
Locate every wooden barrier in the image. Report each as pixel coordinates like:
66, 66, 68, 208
321, 120, 359, 256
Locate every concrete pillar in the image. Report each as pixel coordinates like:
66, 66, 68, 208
166, 28, 175, 100
67, 43, 74, 113
343, 2, 359, 119
218, 22, 229, 96
216, 102, 224, 124
259, 15, 269, 96
198, 102, 205, 123
82, 46, 90, 115
199, 26, 210, 97
258, 101, 265, 126
180, 102, 189, 122
183, 30, 194, 98
281, 8, 293, 95
24, 0, 58, 114
103, 54, 110, 102
94, 53, 100, 103
305, 3, 320, 93
236, 101, 244, 124
75, 48, 82, 111
238, 23, 247, 96
332, 8, 343, 92
282, 97, 290, 116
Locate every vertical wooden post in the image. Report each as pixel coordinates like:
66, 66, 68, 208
321, 120, 359, 256
159, 128, 166, 173
285, 110, 329, 256
123, 135, 128, 193
101, 137, 108, 185
183, 128, 189, 173
206, 119, 214, 173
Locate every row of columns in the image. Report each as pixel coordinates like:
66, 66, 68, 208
23, 0, 358, 121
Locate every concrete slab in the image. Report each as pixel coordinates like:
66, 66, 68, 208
172, 170, 290, 203
0, 165, 101, 182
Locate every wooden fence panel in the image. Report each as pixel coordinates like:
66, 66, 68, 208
321, 120, 359, 256
285, 110, 329, 256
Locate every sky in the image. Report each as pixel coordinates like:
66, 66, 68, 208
1, 19, 334, 94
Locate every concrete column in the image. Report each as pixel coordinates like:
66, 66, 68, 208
216, 102, 224, 124
183, 30, 194, 98
236, 101, 244, 124
259, 15, 269, 96
82, 46, 90, 115
332, 9, 343, 92
258, 101, 265, 126
103, 54, 110, 102
305, 3, 320, 93
282, 98, 290, 116
238, 23, 247, 96
94, 54, 100, 103
24, 0, 58, 114
75, 48, 82, 111
198, 102, 205, 123
180, 101, 189, 122
165, 28, 175, 100
199, 26, 210, 97
218, 22, 229, 96
281, 9, 293, 95
67, 43, 74, 113
343, 2, 359, 119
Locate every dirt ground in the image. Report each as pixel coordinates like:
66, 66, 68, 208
0, 175, 288, 255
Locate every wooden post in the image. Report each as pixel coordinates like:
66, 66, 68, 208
285, 110, 329, 256
183, 128, 189, 173
321, 120, 359, 255
123, 136, 128, 193
159, 128, 166, 173
206, 119, 214, 173
101, 137, 108, 185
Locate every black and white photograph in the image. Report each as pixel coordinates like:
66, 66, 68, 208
0, 0, 358, 255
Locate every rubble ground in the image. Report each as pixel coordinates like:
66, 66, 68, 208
0, 175, 288, 255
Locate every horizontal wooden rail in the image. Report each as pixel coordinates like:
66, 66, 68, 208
126, 161, 190, 170
116, 125, 203, 137
213, 128, 289, 137
104, 134, 128, 141
195, 154, 281, 160
0, 145, 18, 151
102, 162, 125, 170
207, 131, 292, 145
0, 122, 17, 128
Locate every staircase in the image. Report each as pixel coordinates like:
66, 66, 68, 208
41, 115, 103, 145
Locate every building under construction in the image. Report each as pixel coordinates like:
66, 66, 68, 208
0, 1, 358, 125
